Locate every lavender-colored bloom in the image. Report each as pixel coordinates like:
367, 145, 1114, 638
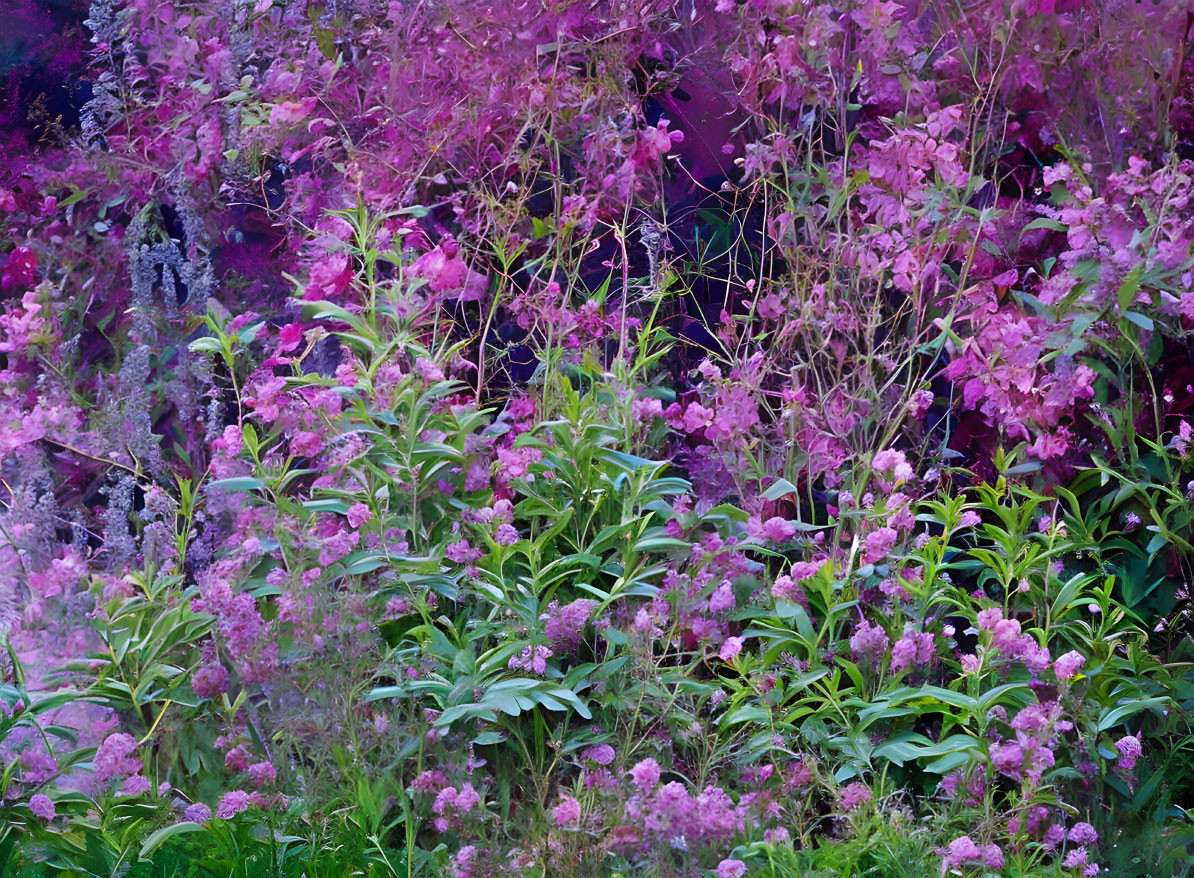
94, 733, 141, 782
543, 599, 595, 649
182, 802, 211, 824
248, 762, 276, 787
216, 790, 252, 819
1115, 734, 1142, 770
28, 794, 55, 820
493, 523, 519, 546
583, 744, 615, 765
717, 860, 747, 878
119, 774, 151, 796
628, 758, 661, 791
1069, 822, 1099, 846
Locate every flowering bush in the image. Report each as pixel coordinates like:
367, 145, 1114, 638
2, 0, 1194, 875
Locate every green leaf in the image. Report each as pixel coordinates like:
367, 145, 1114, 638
139, 822, 208, 858
208, 477, 266, 493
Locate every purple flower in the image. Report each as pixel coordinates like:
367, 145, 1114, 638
848, 619, 890, 666
982, 844, 1004, 869
990, 741, 1024, 776
717, 860, 747, 878
708, 579, 735, 612
544, 599, 596, 649
346, 502, 372, 529
248, 762, 277, 787
93, 733, 141, 782
552, 794, 581, 826
1115, 734, 1142, 770
628, 757, 661, 791
1062, 847, 1089, 869
28, 794, 54, 820
216, 790, 252, 819
119, 774, 151, 797
1069, 822, 1099, 846
182, 802, 211, 824
943, 835, 981, 868
192, 663, 229, 699
760, 517, 797, 542
976, 607, 1003, 630
493, 523, 519, 546
840, 782, 871, 811
583, 744, 616, 765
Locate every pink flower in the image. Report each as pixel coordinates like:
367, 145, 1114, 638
717, 860, 747, 878
216, 790, 252, 819
1062, 847, 1089, 869
863, 527, 898, 564
849, 619, 890, 666
1053, 650, 1085, 681
552, 794, 581, 826
628, 758, 661, 791
943, 835, 981, 868
840, 781, 872, 810
989, 742, 1024, 776
493, 523, 519, 545
982, 844, 1004, 870
304, 252, 352, 300
248, 762, 277, 787
719, 636, 744, 662
94, 733, 141, 782
760, 517, 797, 542
346, 503, 372, 529
709, 580, 735, 612
544, 599, 596, 649
682, 402, 715, 433
976, 607, 1004, 630
28, 794, 54, 820
583, 744, 616, 765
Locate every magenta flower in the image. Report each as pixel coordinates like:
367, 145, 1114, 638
717, 860, 747, 878
1053, 650, 1086, 681
1115, 734, 1142, 771
943, 835, 981, 868
248, 762, 277, 788
1069, 822, 1099, 845
192, 663, 229, 699
346, 502, 372, 529
119, 774, 151, 797
719, 636, 744, 662
552, 794, 581, 826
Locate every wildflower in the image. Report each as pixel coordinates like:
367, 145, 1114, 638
982, 844, 1004, 869
628, 758, 661, 791
862, 527, 898, 564
493, 523, 520, 545
943, 835, 981, 868
959, 510, 982, 528
248, 762, 276, 787
553, 794, 581, 826
1062, 847, 1089, 869
717, 860, 747, 878
840, 782, 871, 810
216, 790, 252, 819
719, 636, 744, 662
29, 794, 54, 820
989, 742, 1024, 776
119, 774, 151, 796
583, 744, 616, 765
976, 607, 1003, 630
1054, 650, 1085, 681
1069, 822, 1099, 845
544, 599, 596, 650
709, 580, 735, 612
192, 663, 229, 699
182, 802, 211, 824
1115, 734, 1142, 771
508, 645, 552, 675
848, 619, 889, 666
346, 503, 372, 528
94, 733, 141, 782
